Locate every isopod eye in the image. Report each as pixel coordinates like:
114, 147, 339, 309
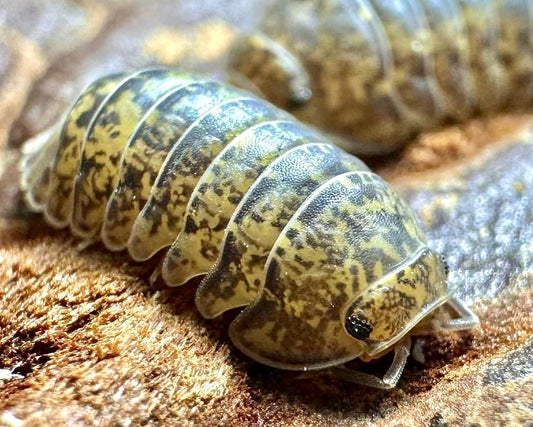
287, 87, 312, 109
342, 248, 450, 356
441, 255, 450, 276
345, 315, 373, 341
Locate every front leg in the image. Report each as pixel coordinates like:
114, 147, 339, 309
329, 337, 412, 389
434, 296, 480, 332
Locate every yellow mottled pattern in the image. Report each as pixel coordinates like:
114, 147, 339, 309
229, 171, 431, 370
127, 100, 288, 261
45, 74, 127, 227
229, 0, 420, 153
460, 3, 508, 112
101, 81, 240, 250
196, 143, 368, 318
230, 0, 533, 154
19, 70, 459, 376
161, 121, 324, 286
128, 136, 229, 261
71, 71, 196, 238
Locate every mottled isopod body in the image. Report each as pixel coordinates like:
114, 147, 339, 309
20, 70, 478, 388
229, 0, 533, 154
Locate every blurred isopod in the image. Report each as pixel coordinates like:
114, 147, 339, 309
229, 0, 533, 154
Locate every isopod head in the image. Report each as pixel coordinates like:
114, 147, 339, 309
342, 247, 448, 356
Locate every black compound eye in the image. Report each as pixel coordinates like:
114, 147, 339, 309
287, 87, 312, 109
440, 255, 450, 276
345, 315, 373, 341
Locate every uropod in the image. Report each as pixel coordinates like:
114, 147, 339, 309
19, 69, 479, 389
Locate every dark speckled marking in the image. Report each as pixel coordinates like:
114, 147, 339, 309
45, 72, 129, 227
102, 80, 243, 250
127, 98, 289, 261
161, 124, 339, 287
71, 69, 198, 238
195, 143, 368, 318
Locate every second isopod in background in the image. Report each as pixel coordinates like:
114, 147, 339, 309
229, 0, 533, 154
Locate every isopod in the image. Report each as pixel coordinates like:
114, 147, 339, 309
229, 0, 533, 154
19, 69, 478, 388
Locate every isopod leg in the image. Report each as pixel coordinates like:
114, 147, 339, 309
149, 262, 162, 285
76, 237, 99, 252
329, 337, 411, 389
434, 296, 480, 332
411, 339, 426, 364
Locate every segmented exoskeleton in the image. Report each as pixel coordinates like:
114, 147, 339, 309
19, 69, 478, 388
229, 0, 533, 154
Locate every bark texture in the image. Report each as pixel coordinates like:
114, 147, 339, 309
0, 1, 532, 426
